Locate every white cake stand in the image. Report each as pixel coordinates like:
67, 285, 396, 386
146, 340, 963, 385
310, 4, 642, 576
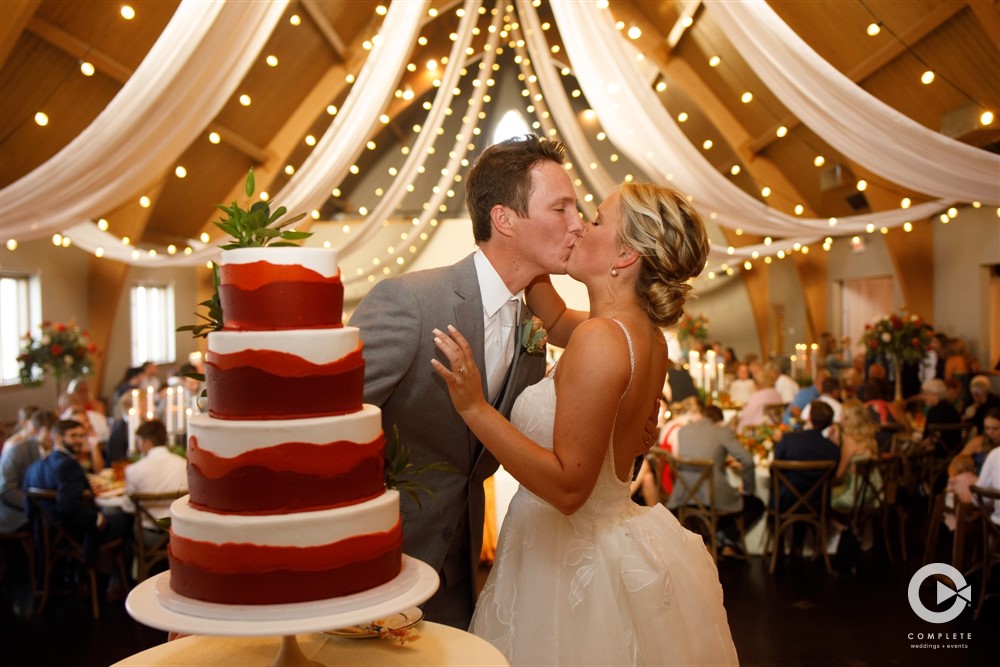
126, 556, 438, 666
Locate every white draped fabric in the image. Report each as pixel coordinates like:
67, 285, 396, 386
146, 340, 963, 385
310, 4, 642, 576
0, 1, 288, 243
59, 0, 428, 267
710, 1, 999, 206
516, 0, 617, 199
337, 0, 480, 256
265, 0, 428, 225
549, 0, 950, 239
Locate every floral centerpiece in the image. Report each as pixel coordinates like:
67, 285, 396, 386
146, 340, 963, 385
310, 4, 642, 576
739, 422, 787, 464
859, 312, 934, 400
18, 320, 98, 391
676, 313, 709, 344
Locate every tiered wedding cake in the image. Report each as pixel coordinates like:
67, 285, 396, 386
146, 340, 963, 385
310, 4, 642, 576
167, 247, 402, 605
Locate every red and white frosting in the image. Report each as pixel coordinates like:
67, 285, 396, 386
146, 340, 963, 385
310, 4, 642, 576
170, 247, 399, 606
218, 247, 343, 330
169, 491, 402, 605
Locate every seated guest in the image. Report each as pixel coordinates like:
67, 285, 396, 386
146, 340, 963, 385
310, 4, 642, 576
23, 420, 132, 566
668, 405, 763, 557
105, 392, 135, 465
122, 420, 187, 528
783, 371, 827, 427
727, 363, 756, 405
770, 361, 799, 405
737, 365, 782, 430
64, 406, 106, 473
799, 377, 844, 439
964, 375, 1000, 437
974, 446, 1000, 526
772, 401, 840, 511
2, 405, 40, 453
922, 378, 964, 456
66, 378, 105, 416
949, 408, 1000, 477
112, 366, 145, 415
831, 400, 880, 513
665, 359, 698, 404
0, 411, 56, 533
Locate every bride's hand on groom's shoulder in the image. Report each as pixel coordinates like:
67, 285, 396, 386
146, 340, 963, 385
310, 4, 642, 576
431, 325, 487, 415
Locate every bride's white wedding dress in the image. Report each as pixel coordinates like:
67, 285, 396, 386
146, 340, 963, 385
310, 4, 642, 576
471, 320, 738, 666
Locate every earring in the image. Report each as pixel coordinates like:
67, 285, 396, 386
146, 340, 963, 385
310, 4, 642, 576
610, 268, 619, 277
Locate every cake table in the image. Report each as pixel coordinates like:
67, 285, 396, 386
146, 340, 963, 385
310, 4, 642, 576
125, 556, 440, 666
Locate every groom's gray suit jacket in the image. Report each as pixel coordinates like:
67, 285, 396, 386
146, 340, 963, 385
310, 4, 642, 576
349, 253, 546, 606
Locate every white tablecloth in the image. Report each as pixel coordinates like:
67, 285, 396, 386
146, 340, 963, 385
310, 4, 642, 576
113, 622, 507, 666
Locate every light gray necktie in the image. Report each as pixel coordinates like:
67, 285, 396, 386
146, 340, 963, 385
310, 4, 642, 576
487, 299, 518, 403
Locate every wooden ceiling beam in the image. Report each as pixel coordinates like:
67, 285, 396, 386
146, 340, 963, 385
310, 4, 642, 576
1, 0, 42, 70
967, 0, 1000, 52
26, 15, 270, 165
747, 1, 966, 155
26, 15, 132, 83
301, 0, 348, 60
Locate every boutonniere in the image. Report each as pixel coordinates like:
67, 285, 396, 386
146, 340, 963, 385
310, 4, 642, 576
520, 316, 548, 354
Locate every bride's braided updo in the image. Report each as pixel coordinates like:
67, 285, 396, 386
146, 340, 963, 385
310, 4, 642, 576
615, 183, 710, 328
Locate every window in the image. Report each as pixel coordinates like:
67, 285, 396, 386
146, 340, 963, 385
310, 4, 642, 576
0, 273, 40, 385
492, 109, 531, 145
131, 283, 175, 366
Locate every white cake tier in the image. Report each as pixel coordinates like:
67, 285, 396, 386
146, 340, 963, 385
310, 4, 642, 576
207, 326, 359, 365
187, 405, 381, 459
171, 489, 400, 548
220, 247, 339, 278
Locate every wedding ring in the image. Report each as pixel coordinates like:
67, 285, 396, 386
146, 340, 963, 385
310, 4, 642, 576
456, 366, 466, 374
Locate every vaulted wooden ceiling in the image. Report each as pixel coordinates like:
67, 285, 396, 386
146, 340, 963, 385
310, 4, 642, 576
2, 0, 997, 251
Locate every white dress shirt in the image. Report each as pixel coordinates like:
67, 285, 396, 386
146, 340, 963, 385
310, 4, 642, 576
474, 250, 522, 402
122, 446, 188, 526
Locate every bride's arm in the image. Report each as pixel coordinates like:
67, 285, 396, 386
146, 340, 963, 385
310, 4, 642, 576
525, 276, 587, 348
432, 321, 629, 515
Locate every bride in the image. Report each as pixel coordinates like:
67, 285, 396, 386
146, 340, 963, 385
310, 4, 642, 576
431, 182, 738, 665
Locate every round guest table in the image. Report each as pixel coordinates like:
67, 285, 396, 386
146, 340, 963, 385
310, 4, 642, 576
112, 623, 508, 666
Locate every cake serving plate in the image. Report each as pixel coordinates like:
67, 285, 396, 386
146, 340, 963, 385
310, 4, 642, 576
126, 555, 438, 637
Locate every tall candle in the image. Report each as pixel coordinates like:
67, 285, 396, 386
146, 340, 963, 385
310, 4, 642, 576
165, 387, 175, 437
717, 362, 725, 393
810, 343, 819, 381
131, 389, 140, 420
146, 386, 154, 421
127, 407, 137, 456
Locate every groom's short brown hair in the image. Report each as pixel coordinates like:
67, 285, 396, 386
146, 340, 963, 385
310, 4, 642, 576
466, 134, 566, 244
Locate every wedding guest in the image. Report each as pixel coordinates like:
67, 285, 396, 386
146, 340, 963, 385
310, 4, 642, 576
0, 411, 55, 533
831, 400, 880, 513
23, 420, 132, 566
64, 406, 106, 472
66, 378, 105, 416
122, 420, 187, 528
727, 363, 756, 405
433, 181, 737, 665
948, 408, 1000, 477
736, 364, 782, 430
974, 446, 1000, 526
772, 361, 800, 404
2, 405, 40, 453
112, 366, 144, 415
773, 401, 840, 513
668, 405, 763, 558
665, 358, 698, 403
944, 337, 977, 407
964, 375, 1000, 436
799, 376, 844, 438
349, 135, 582, 628
105, 393, 134, 465
783, 370, 827, 427
923, 378, 963, 456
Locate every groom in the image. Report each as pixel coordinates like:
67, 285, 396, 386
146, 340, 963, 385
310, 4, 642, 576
350, 135, 581, 628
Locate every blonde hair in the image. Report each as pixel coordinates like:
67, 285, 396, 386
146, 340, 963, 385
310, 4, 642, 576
615, 183, 709, 328
841, 399, 878, 458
